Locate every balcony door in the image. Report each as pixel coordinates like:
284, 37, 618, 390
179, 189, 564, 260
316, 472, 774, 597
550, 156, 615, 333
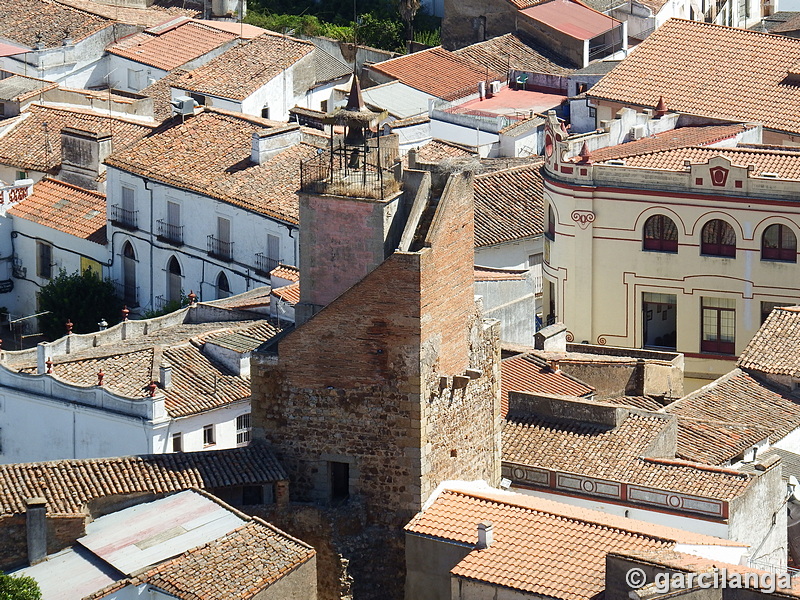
643, 292, 677, 350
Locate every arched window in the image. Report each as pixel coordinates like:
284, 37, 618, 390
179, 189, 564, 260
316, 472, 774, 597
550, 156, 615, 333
701, 219, 736, 257
216, 272, 231, 299
643, 214, 678, 252
546, 205, 555, 240
167, 256, 182, 304
122, 242, 137, 306
762, 224, 797, 262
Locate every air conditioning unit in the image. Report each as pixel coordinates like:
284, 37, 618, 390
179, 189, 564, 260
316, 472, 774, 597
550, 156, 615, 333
170, 96, 198, 117
489, 80, 502, 94
629, 125, 646, 140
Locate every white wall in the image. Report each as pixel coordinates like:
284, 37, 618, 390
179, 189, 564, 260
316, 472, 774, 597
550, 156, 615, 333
8, 215, 109, 318
0, 386, 164, 464
512, 486, 731, 539
106, 168, 296, 313
109, 54, 169, 93
165, 400, 250, 453
430, 119, 499, 157
475, 237, 542, 270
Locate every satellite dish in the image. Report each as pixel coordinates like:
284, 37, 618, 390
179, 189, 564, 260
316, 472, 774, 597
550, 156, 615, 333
789, 475, 800, 503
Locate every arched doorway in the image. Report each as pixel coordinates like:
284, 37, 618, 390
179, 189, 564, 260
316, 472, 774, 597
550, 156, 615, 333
122, 242, 137, 306
216, 271, 231, 299
167, 256, 182, 304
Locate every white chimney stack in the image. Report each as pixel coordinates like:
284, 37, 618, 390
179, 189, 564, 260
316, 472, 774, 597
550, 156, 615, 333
159, 363, 172, 390
477, 521, 493, 549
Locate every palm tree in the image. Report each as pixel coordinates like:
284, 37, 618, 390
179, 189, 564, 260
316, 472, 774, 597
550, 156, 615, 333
398, 0, 421, 52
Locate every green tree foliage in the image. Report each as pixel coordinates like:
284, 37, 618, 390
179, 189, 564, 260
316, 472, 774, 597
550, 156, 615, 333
37, 269, 123, 341
0, 572, 42, 600
244, 0, 440, 53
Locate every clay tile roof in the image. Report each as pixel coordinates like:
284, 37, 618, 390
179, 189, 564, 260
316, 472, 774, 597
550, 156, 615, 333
474, 161, 544, 247
106, 19, 237, 71
406, 486, 743, 599
126, 519, 315, 599
0, 104, 154, 173
599, 395, 664, 411
454, 32, 575, 76
588, 19, 800, 136
370, 47, 503, 101
105, 109, 317, 224
503, 408, 753, 499
502, 353, 594, 415
738, 306, 800, 376
414, 139, 477, 162
0, 0, 110, 48
588, 123, 757, 163
269, 263, 299, 282
51, 0, 201, 28
8, 178, 106, 244
674, 416, 772, 465
474, 266, 528, 281
0, 446, 286, 516
271, 281, 300, 304
520, 0, 621, 40
600, 145, 800, 178
175, 33, 314, 101
665, 368, 800, 443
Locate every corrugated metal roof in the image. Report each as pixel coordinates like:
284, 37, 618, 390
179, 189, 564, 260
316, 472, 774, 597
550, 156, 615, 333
361, 81, 436, 119
12, 545, 121, 600
80, 490, 245, 576
520, 0, 620, 40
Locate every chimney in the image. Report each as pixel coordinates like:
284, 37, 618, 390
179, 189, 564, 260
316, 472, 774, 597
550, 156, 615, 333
26, 497, 47, 565
534, 323, 567, 352
59, 127, 112, 191
251, 124, 301, 165
477, 521, 493, 549
159, 363, 172, 390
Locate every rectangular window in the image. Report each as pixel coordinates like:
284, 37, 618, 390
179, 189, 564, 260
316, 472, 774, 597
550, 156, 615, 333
121, 186, 135, 212
203, 424, 215, 446
189, 92, 206, 106
167, 201, 180, 226
261, 105, 270, 119
267, 233, 280, 260
236, 413, 251, 445
330, 461, 350, 504
172, 433, 182, 452
36, 242, 52, 279
217, 216, 231, 244
643, 292, 677, 350
701, 297, 736, 354
16, 171, 27, 181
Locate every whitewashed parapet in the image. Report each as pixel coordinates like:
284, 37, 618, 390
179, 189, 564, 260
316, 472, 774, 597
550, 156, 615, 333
0, 363, 166, 420
0, 180, 33, 212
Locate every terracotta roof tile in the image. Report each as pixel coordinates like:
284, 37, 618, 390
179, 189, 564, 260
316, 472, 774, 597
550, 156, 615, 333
474, 161, 544, 247
8, 178, 106, 244
106, 19, 237, 71
370, 47, 503, 101
454, 32, 575, 76
406, 486, 743, 599
474, 266, 528, 281
53, 0, 201, 28
175, 33, 315, 101
1, 0, 110, 48
665, 368, 800, 444
0, 104, 154, 173
271, 281, 299, 304
105, 108, 317, 224
127, 519, 314, 599
504, 408, 753, 499
674, 416, 772, 465
738, 306, 800, 376
600, 395, 664, 411
0, 446, 286, 516
596, 145, 800, 178
413, 139, 477, 162
588, 19, 800, 136
269, 263, 299, 282
588, 123, 757, 163
501, 353, 594, 416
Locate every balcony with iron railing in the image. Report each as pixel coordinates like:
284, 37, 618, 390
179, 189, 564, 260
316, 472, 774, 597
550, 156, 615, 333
112, 281, 140, 308
255, 253, 280, 275
110, 205, 138, 230
208, 236, 234, 262
157, 220, 184, 245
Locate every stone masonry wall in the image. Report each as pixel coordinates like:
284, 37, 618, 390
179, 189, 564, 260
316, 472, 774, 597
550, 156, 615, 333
0, 514, 87, 571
